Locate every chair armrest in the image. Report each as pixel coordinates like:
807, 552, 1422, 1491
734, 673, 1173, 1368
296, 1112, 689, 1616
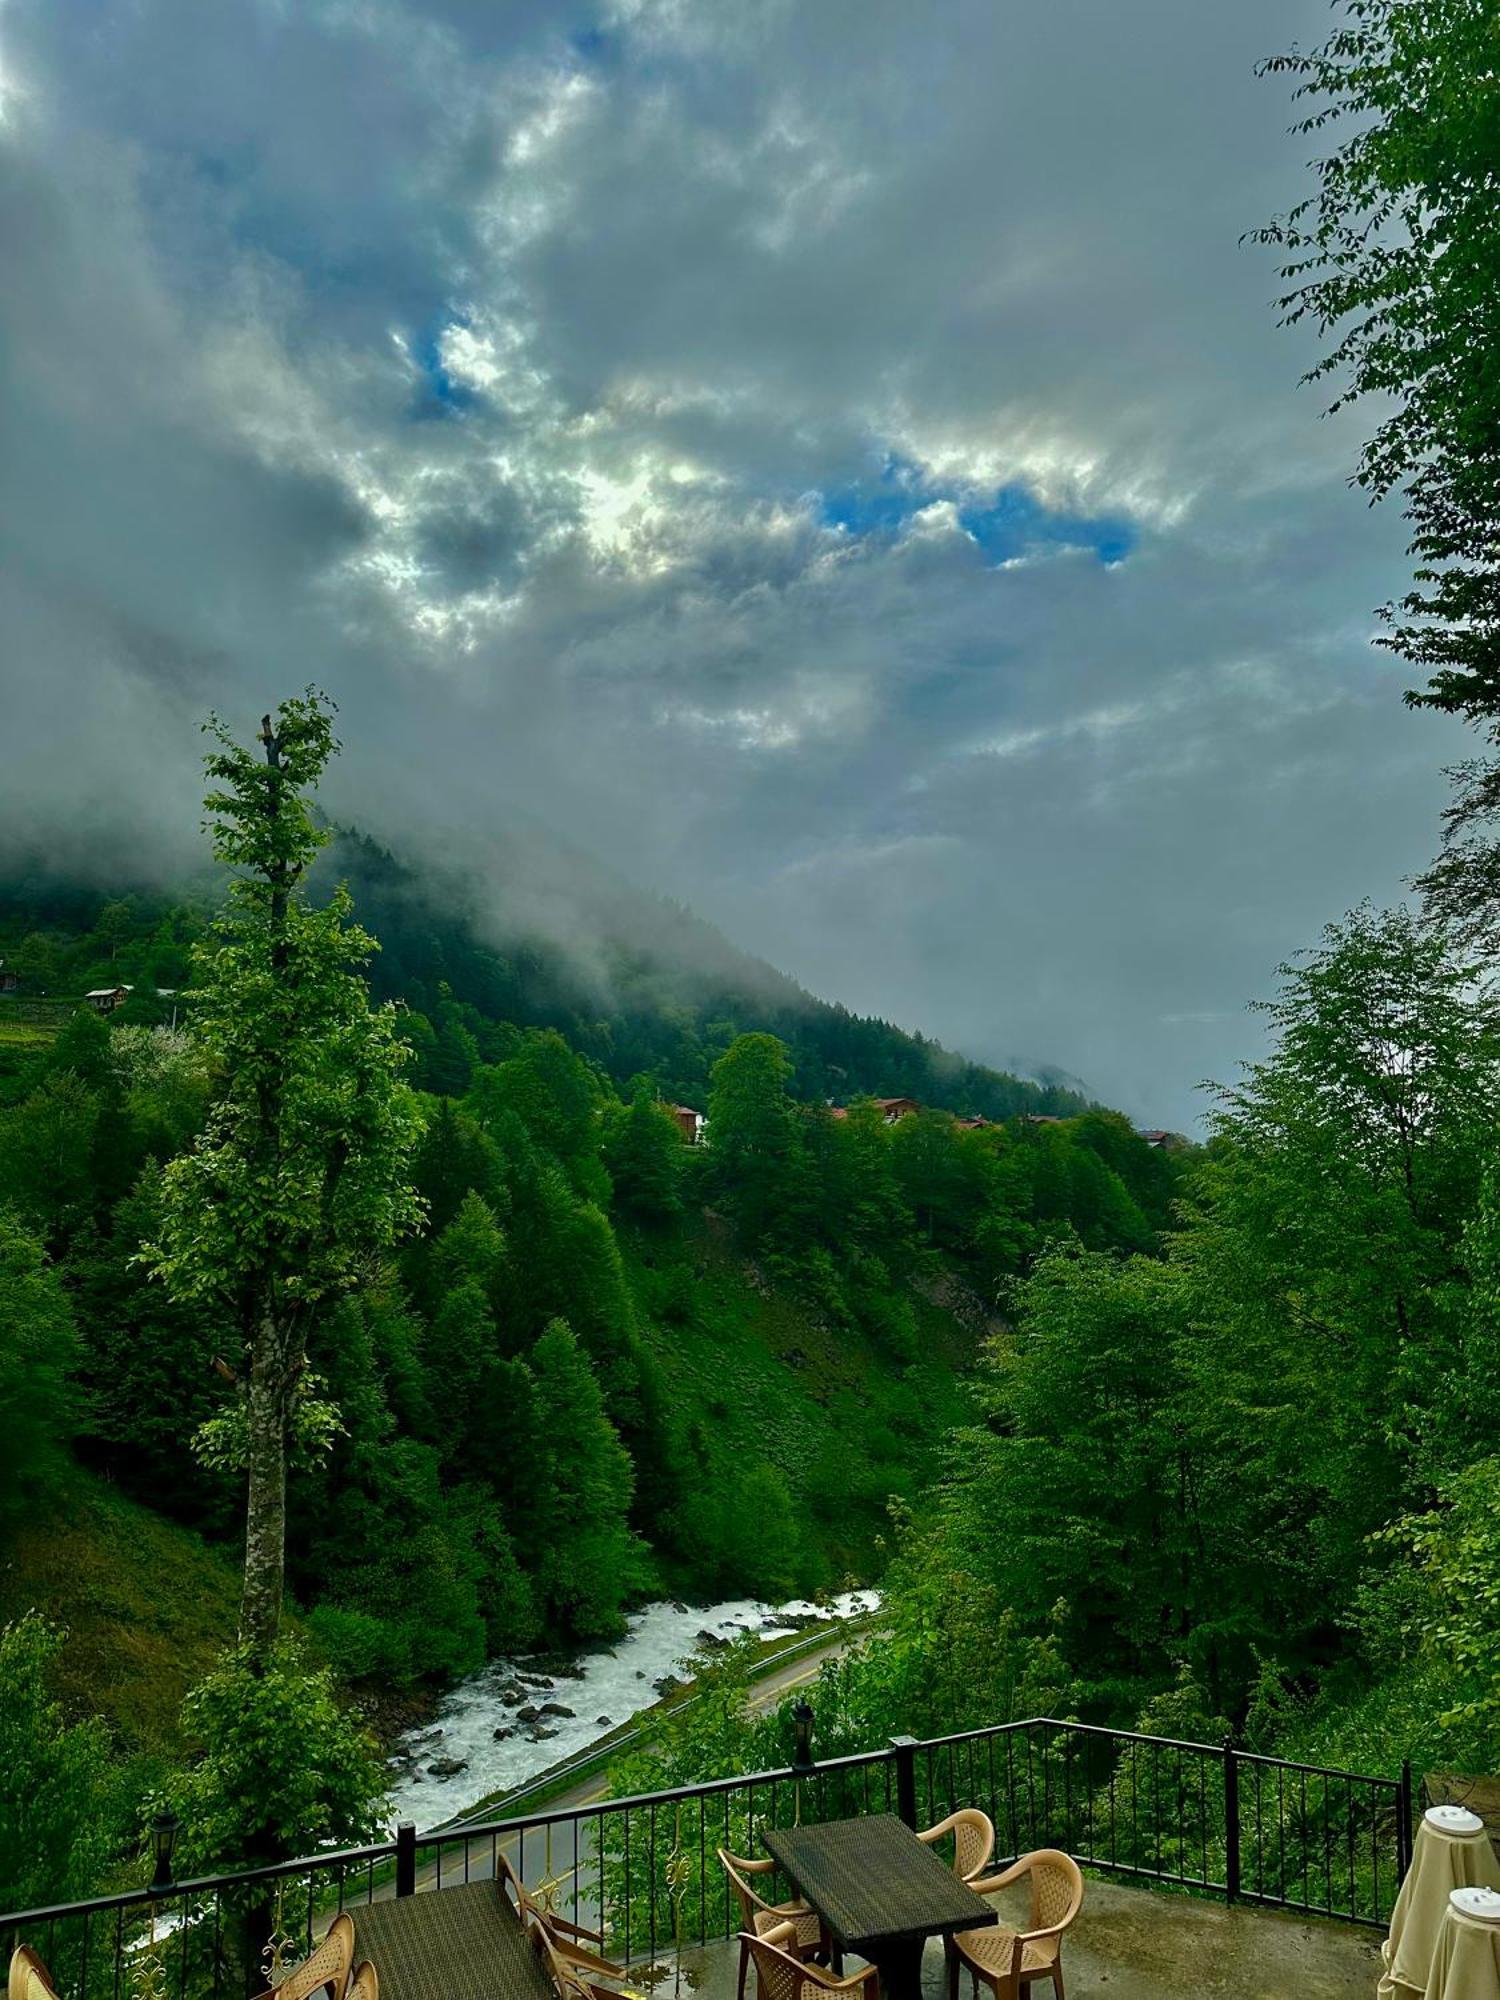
758, 1922, 799, 1951
967, 1857, 1030, 1896
549, 1917, 606, 1948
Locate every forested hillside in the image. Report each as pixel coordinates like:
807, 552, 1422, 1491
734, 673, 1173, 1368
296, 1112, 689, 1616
0, 805, 1178, 1893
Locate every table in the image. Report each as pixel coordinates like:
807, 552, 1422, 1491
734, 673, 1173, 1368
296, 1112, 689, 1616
1427, 1903, 1500, 2000
352, 1881, 553, 2000
761, 1814, 997, 2000
1381, 1817, 1500, 2000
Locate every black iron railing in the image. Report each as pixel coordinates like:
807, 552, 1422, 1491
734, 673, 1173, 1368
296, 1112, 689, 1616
0, 1717, 1414, 2000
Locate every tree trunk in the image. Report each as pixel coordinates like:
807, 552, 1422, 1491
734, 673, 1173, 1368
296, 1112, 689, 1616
239, 1316, 291, 1659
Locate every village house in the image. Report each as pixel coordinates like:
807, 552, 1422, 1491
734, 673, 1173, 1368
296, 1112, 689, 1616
84, 985, 133, 1014
669, 1104, 705, 1144
0, 961, 17, 995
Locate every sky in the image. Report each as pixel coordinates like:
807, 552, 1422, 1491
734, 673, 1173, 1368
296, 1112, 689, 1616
0, 0, 1469, 1128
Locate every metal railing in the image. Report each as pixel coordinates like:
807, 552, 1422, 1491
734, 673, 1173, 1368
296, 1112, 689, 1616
0, 1717, 1414, 2000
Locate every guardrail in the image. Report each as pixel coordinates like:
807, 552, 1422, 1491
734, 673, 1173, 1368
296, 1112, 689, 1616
0, 1715, 1414, 2000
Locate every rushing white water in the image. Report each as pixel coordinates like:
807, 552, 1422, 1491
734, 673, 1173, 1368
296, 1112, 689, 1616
387, 1591, 876, 1831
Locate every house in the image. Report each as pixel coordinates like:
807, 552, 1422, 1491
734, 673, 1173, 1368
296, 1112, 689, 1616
954, 1115, 990, 1130
1139, 1128, 1188, 1152
0, 961, 17, 995
1023, 1113, 1066, 1126
873, 1096, 920, 1125
669, 1104, 705, 1145
84, 985, 133, 1014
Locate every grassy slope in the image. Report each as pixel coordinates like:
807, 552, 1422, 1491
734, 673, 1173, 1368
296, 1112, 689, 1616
625, 1219, 981, 1583
0, 1469, 242, 1756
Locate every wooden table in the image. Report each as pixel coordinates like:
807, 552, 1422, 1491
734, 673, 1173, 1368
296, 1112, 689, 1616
761, 1815, 997, 2000
351, 1882, 553, 2000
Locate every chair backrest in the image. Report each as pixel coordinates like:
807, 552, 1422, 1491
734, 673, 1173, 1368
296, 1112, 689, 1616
270, 1914, 356, 2000
717, 1849, 774, 1925
741, 1928, 815, 2000
921, 1810, 995, 1882
9, 1948, 59, 2000
344, 1961, 378, 2000
530, 1920, 595, 2000
1022, 1850, 1084, 1938
498, 1852, 541, 1925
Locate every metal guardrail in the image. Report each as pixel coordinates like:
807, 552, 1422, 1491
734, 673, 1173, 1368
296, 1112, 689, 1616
0, 1715, 1414, 2000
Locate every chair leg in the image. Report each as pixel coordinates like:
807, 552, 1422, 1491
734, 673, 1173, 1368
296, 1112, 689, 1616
737, 1939, 748, 2000
1052, 1970, 1064, 2000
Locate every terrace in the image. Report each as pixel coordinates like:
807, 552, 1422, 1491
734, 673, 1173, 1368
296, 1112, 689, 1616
2, 1719, 1405, 2000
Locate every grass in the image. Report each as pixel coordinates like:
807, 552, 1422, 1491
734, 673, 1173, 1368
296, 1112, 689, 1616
0, 1468, 243, 1756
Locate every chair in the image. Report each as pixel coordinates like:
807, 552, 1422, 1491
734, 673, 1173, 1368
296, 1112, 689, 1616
946, 1849, 1083, 2000
254, 1916, 357, 2000
740, 1925, 876, 2000
497, 1853, 625, 1982
529, 1918, 643, 2000
344, 1962, 378, 2000
717, 1850, 832, 2000
9, 1947, 59, 2000
918, 1809, 996, 1883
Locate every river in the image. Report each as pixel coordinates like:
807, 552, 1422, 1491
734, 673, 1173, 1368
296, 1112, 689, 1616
388, 1590, 875, 1830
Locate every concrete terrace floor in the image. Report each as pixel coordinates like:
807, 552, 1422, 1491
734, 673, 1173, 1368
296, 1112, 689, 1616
668, 1877, 1383, 2000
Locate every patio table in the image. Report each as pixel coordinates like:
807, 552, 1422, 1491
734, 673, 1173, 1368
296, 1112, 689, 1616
761, 1814, 997, 2000
351, 1881, 553, 2000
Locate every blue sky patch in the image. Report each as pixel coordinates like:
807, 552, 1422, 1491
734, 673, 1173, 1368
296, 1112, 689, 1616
820, 457, 1135, 566
409, 312, 479, 419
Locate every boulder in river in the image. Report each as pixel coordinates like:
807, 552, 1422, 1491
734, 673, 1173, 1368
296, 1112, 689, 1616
540, 1702, 575, 1718
596, 1715, 613, 1727
516, 1704, 541, 1723
526, 1725, 559, 1742
496, 1682, 527, 1705
654, 1674, 684, 1697
695, 1629, 729, 1651
491, 1727, 514, 1741
427, 1757, 469, 1779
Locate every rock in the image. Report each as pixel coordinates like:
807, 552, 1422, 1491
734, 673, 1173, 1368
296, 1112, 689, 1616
596, 1715, 613, 1727
695, 1629, 729, 1651
491, 1727, 514, 1742
653, 1674, 684, 1697
526, 1725, 559, 1742
516, 1705, 542, 1724
635, 1670, 646, 1680
427, 1757, 469, 1779
496, 1682, 527, 1705
518, 1673, 554, 1690
539, 1702, 575, 1718
670, 1600, 690, 1614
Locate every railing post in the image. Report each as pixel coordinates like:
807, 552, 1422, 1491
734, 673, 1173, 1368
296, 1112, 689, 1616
1222, 1735, 1240, 1906
1397, 1761, 1414, 1883
396, 1822, 417, 1898
890, 1737, 919, 1829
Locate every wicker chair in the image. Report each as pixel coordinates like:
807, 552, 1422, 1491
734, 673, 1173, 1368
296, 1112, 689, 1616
253, 1915, 358, 2000
740, 1925, 877, 2000
946, 1850, 1083, 2000
918, 1809, 996, 1883
717, 1850, 832, 2000
529, 1917, 643, 2000
343, 1962, 377, 2000
9, 1947, 59, 2000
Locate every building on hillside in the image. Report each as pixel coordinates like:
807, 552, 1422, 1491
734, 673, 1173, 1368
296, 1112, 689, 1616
1139, 1128, 1188, 1152
0, 962, 17, 995
84, 985, 133, 1014
955, 1115, 990, 1130
873, 1096, 920, 1124
1023, 1112, 1065, 1126
669, 1104, 705, 1145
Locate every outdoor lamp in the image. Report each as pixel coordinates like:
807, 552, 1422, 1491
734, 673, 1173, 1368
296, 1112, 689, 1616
149, 1809, 180, 1892
792, 1698, 815, 1771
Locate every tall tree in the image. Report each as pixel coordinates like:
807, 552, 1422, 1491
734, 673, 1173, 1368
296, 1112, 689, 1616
146, 694, 421, 1662
1256, 3, 1500, 928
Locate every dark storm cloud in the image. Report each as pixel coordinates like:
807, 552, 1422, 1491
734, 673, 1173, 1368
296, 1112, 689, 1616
0, 0, 1466, 1124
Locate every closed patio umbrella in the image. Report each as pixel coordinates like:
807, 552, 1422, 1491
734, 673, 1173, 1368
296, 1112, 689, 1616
1381, 1808, 1500, 2000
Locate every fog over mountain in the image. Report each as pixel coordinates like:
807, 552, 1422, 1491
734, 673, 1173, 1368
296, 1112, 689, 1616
0, 0, 1467, 1127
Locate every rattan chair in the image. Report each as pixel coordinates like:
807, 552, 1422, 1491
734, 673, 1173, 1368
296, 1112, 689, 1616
343, 1962, 377, 2000
946, 1849, 1083, 2000
529, 1917, 645, 2000
717, 1850, 832, 2000
253, 1915, 357, 2000
9, 1947, 59, 2000
918, 1809, 996, 1884
740, 1925, 877, 2000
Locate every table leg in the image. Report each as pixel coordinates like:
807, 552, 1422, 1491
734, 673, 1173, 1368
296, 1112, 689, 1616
867, 1937, 928, 2000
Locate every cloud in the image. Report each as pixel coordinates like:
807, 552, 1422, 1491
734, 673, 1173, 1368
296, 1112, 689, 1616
0, 0, 1467, 1125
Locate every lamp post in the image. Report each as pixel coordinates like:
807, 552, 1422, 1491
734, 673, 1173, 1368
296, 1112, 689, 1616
792, 1698, 815, 1773
149, 1809, 180, 1893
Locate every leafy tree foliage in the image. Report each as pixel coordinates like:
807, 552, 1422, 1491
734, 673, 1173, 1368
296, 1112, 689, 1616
0, 1211, 78, 1521
0, 1616, 120, 1910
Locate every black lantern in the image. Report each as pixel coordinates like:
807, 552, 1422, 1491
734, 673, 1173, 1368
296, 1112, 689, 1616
792, 1698, 815, 1772
149, 1809, 180, 1893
